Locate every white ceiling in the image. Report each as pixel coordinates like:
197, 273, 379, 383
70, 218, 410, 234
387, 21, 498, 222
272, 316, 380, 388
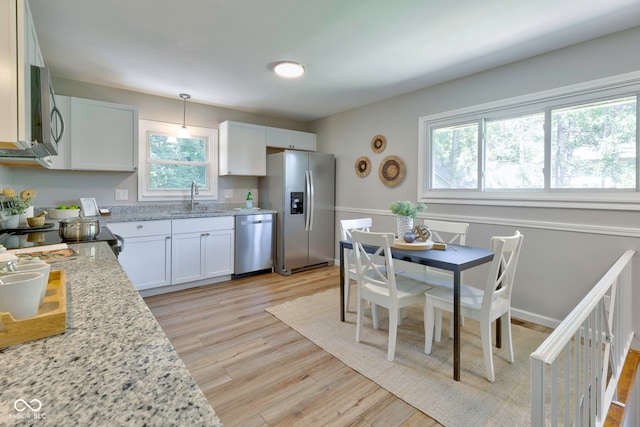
29, 0, 640, 122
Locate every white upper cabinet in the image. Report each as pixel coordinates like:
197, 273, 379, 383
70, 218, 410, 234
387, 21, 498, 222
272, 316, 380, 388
219, 120, 266, 176
68, 97, 138, 171
266, 126, 316, 151
0, 0, 44, 149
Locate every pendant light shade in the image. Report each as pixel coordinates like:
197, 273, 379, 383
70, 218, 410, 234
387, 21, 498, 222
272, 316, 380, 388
178, 93, 191, 139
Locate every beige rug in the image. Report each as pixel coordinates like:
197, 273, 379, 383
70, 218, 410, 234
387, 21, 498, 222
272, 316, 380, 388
266, 287, 550, 427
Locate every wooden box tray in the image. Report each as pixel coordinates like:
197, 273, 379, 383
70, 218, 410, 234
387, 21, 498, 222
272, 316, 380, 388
0, 270, 67, 348
392, 239, 447, 251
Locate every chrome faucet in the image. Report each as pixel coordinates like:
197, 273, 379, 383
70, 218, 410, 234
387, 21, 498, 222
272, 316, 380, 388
189, 180, 199, 211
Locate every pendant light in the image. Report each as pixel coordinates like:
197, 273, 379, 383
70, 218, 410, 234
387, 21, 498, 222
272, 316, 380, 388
177, 93, 191, 139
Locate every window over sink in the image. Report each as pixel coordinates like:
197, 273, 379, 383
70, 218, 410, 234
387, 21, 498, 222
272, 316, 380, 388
138, 120, 218, 201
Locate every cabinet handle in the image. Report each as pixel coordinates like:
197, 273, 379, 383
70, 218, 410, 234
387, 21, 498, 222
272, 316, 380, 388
201, 232, 210, 237
137, 225, 143, 229
165, 236, 171, 240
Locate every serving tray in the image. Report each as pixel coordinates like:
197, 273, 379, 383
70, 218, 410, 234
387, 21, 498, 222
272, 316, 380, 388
393, 239, 434, 250
0, 270, 67, 348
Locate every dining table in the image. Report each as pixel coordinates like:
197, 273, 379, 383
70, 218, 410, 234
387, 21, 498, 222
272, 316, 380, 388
339, 239, 495, 381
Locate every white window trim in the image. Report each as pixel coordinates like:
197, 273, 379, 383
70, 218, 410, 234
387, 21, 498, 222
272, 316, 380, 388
138, 119, 218, 202
417, 71, 640, 211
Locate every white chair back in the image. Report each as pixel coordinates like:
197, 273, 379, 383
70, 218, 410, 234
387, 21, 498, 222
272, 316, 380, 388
340, 218, 374, 307
351, 230, 397, 297
481, 231, 524, 314
423, 219, 469, 245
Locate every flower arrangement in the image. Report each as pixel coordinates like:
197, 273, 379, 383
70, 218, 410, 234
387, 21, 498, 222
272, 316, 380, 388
389, 200, 426, 218
2, 188, 36, 215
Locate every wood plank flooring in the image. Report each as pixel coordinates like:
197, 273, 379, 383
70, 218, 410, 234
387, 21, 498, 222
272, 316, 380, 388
144, 266, 549, 427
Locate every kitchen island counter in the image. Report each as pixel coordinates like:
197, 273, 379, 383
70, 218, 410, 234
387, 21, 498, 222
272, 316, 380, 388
0, 241, 221, 426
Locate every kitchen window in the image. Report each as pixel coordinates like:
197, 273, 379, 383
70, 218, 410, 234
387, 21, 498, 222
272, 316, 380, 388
418, 74, 640, 209
138, 120, 218, 201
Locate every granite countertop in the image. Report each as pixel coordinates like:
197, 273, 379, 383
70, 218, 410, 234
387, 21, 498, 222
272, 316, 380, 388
0, 241, 221, 426
88, 205, 275, 223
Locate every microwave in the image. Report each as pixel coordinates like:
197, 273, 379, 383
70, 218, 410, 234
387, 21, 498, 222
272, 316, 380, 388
0, 66, 64, 162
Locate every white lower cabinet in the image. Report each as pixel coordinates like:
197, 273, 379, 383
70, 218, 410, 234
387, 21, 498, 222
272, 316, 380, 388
107, 221, 172, 291
171, 217, 235, 285
109, 216, 235, 291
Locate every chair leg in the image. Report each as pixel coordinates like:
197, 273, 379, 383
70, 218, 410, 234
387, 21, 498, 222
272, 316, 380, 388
356, 297, 364, 343
424, 299, 435, 354
480, 319, 495, 382
502, 313, 514, 363
434, 308, 442, 343
387, 305, 399, 361
372, 304, 379, 329
344, 279, 351, 309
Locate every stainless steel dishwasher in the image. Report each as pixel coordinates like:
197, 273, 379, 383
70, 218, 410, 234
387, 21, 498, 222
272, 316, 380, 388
233, 213, 274, 278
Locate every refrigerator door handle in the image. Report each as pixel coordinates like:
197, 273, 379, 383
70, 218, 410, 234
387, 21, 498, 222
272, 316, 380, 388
305, 170, 312, 231
308, 169, 315, 231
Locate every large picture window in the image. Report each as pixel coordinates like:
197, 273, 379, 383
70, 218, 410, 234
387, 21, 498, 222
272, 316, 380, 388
419, 75, 640, 208
138, 120, 218, 201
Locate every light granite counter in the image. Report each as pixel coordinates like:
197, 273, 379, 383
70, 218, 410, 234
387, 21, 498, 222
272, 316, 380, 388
37, 204, 276, 224
0, 241, 222, 426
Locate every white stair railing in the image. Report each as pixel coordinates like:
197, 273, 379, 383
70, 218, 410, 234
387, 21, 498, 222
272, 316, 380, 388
530, 250, 636, 426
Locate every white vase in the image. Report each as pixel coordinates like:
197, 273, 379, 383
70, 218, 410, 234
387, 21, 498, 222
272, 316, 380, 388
396, 215, 413, 238
19, 206, 34, 226
5, 214, 20, 229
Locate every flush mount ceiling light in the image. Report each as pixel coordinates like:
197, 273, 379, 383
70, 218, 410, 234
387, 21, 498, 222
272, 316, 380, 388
177, 93, 191, 139
274, 61, 305, 78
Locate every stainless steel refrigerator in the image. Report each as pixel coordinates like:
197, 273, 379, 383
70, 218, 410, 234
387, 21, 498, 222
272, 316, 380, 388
260, 150, 335, 275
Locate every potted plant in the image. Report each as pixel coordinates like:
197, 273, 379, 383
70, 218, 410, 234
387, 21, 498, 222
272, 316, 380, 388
390, 200, 426, 238
1, 188, 36, 228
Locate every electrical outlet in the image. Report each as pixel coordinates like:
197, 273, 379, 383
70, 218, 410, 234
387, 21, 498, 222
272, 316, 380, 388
115, 189, 128, 200
224, 189, 233, 199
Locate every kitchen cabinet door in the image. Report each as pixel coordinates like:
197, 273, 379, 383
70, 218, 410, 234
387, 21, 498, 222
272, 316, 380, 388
219, 121, 266, 176
171, 231, 204, 285
266, 127, 316, 151
202, 229, 234, 277
171, 217, 235, 284
0, 0, 44, 149
118, 235, 172, 290
107, 221, 172, 291
70, 97, 138, 171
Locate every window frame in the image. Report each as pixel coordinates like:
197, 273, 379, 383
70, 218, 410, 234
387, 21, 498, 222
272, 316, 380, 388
418, 72, 640, 210
138, 119, 218, 202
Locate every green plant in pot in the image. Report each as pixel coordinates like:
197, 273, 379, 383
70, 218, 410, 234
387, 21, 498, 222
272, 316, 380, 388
390, 200, 426, 239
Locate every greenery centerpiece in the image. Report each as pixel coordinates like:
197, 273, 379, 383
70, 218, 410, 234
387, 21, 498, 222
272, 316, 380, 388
390, 200, 426, 238
2, 188, 36, 228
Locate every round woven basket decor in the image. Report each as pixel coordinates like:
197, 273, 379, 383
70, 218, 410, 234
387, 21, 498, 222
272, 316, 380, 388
371, 134, 386, 153
378, 155, 405, 187
354, 156, 371, 177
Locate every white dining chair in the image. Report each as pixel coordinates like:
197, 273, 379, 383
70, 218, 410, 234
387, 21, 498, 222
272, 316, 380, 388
398, 219, 470, 336
340, 218, 374, 309
352, 230, 431, 361
423, 231, 524, 382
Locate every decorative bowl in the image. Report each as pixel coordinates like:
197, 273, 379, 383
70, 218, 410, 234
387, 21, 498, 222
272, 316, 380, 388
27, 216, 45, 227
48, 209, 80, 220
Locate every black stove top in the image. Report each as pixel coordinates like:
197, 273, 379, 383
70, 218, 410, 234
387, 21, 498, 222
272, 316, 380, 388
0, 227, 119, 253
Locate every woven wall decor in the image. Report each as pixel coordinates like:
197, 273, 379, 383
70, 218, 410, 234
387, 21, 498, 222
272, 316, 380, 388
378, 155, 405, 187
371, 134, 386, 153
354, 156, 371, 178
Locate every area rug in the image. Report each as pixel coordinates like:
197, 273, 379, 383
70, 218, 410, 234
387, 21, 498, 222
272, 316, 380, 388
265, 287, 550, 427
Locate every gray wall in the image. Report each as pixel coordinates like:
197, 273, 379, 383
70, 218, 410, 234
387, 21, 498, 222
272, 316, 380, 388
2, 78, 311, 207
310, 26, 640, 331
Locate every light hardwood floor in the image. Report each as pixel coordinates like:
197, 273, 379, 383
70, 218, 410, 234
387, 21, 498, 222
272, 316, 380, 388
144, 266, 550, 427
